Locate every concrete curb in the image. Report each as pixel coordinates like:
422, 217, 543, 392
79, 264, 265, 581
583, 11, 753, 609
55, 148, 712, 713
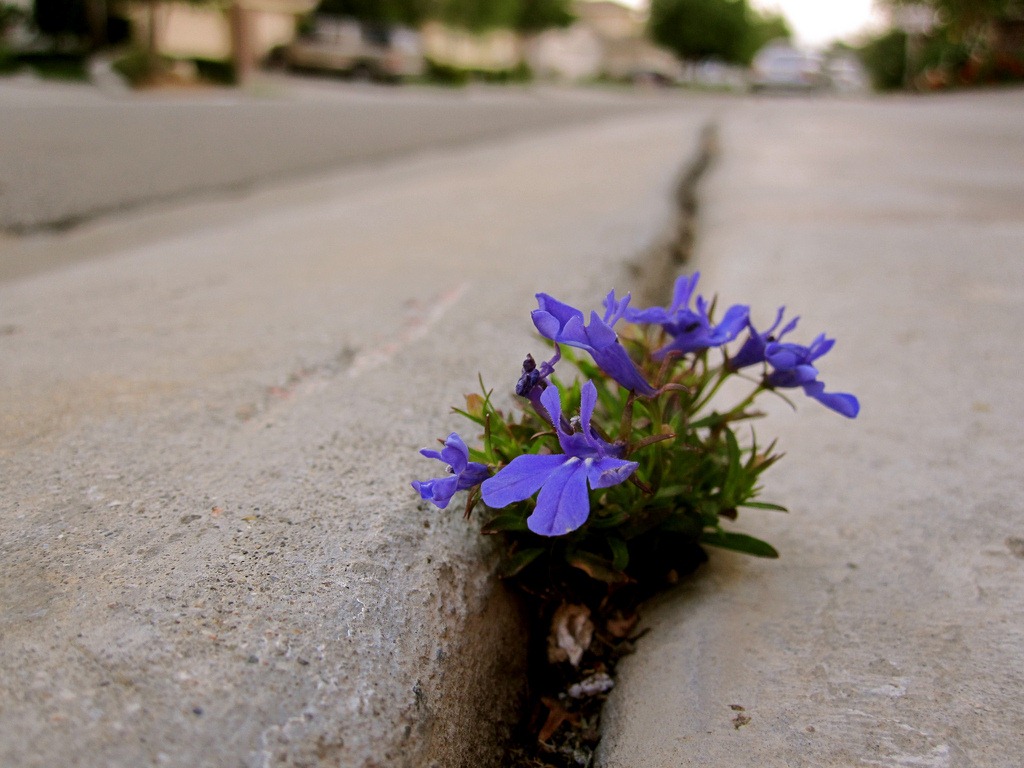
0, 106, 721, 766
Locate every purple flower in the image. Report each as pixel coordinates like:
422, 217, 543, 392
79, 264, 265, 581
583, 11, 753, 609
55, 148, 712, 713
729, 306, 799, 370
532, 292, 656, 396
764, 335, 860, 418
481, 381, 639, 537
731, 309, 859, 418
515, 350, 562, 418
412, 433, 490, 509
622, 272, 749, 358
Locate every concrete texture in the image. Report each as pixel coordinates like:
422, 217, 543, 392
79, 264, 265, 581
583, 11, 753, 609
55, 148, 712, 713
0, 96, 718, 766
599, 91, 1024, 767
0, 75, 682, 237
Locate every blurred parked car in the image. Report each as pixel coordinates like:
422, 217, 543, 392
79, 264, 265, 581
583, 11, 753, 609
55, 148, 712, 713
825, 54, 870, 94
284, 17, 424, 82
749, 42, 825, 92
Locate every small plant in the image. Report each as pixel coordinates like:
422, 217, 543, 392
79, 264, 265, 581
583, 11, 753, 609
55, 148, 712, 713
415, 272, 857, 591
412, 272, 858, 763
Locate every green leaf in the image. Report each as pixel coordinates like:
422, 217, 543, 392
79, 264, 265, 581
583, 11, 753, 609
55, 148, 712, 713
480, 512, 529, 534
660, 513, 702, 535
497, 547, 544, 578
607, 536, 630, 572
701, 530, 779, 558
652, 485, 690, 502
725, 426, 741, 478
565, 550, 631, 584
588, 509, 630, 528
688, 411, 726, 430
740, 500, 789, 512
451, 407, 484, 426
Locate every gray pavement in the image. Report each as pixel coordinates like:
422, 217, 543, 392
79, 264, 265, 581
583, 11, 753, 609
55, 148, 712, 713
5, 79, 1023, 767
0, 74, 681, 241
0, 94, 716, 766
599, 90, 1024, 767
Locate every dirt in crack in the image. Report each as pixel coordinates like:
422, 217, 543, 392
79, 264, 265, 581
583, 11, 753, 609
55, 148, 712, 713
503, 547, 708, 767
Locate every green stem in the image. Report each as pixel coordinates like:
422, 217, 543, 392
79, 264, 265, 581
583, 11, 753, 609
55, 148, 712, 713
691, 366, 730, 413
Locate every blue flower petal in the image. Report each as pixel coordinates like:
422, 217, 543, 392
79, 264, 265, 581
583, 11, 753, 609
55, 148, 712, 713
528, 457, 591, 536
533, 294, 591, 349
601, 290, 632, 326
533, 294, 654, 395
586, 310, 618, 348
803, 381, 860, 418
765, 343, 809, 370
586, 456, 639, 489
481, 453, 567, 508
535, 293, 585, 327
439, 433, 471, 473
713, 304, 751, 343
578, 380, 598, 445
411, 475, 460, 509
625, 273, 747, 358
806, 334, 836, 361
590, 344, 657, 396
623, 306, 671, 324
414, 433, 489, 509
767, 363, 819, 388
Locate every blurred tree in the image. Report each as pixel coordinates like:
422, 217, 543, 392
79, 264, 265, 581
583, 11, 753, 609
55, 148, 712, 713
883, 0, 1023, 36
516, 0, 573, 32
858, 27, 907, 89
316, 0, 435, 25
315, 0, 572, 31
649, 0, 748, 63
876, 0, 1024, 87
438, 0, 518, 31
650, 0, 784, 64
740, 7, 791, 61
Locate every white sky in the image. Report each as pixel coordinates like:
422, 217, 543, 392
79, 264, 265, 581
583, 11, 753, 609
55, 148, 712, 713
750, 1, 886, 48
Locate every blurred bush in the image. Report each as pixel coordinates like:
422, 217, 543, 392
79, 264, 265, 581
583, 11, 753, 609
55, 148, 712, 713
858, 28, 906, 90
423, 56, 531, 85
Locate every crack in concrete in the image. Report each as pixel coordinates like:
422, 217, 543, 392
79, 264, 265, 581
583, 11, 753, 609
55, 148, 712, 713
627, 122, 719, 307
502, 120, 721, 765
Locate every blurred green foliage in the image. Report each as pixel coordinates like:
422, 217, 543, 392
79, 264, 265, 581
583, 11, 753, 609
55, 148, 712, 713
424, 56, 532, 84
0, 49, 89, 78
858, 28, 906, 90
316, 0, 572, 32
864, 0, 1024, 89
648, 0, 790, 65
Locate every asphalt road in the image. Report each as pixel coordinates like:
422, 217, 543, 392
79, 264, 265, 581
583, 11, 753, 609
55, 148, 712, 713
0, 75, 681, 243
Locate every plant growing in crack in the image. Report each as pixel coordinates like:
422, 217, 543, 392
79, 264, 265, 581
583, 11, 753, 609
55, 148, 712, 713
412, 272, 858, 766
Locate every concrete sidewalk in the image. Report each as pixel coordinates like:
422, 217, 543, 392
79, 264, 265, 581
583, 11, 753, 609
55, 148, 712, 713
599, 92, 1024, 767
0, 106, 717, 766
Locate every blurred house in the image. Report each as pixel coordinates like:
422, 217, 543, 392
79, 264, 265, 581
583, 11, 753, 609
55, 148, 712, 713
111, 0, 683, 83
420, 21, 521, 73
526, 24, 603, 81
120, 0, 315, 64
526, 0, 682, 82
573, 0, 642, 40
